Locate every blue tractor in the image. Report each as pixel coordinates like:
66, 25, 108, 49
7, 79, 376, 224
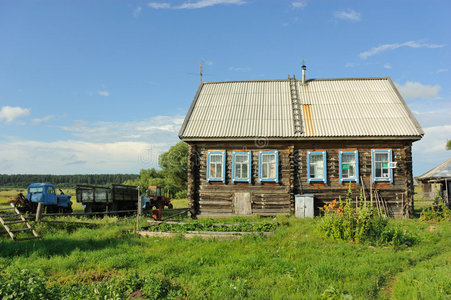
14, 183, 73, 213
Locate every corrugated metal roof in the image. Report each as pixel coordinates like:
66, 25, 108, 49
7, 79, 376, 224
179, 77, 423, 139
418, 158, 451, 180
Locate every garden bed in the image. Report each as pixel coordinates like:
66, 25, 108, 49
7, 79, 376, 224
138, 219, 278, 239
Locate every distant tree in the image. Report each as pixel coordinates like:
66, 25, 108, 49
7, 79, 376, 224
124, 141, 189, 196
159, 141, 188, 193
447, 140, 451, 150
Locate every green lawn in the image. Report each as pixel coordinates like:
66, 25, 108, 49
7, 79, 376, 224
0, 215, 450, 299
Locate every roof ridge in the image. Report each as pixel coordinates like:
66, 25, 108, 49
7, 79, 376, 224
202, 77, 390, 84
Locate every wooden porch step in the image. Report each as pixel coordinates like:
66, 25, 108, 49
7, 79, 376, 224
2, 217, 22, 222
0, 207, 14, 211
0, 213, 20, 218
4, 220, 27, 225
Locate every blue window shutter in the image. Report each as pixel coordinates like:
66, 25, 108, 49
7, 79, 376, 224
323, 151, 327, 184
339, 150, 343, 183
222, 151, 226, 183
207, 151, 211, 183
258, 151, 262, 183
389, 149, 393, 184
371, 150, 375, 183
307, 151, 311, 183
275, 151, 279, 183
248, 151, 252, 184
355, 150, 360, 184
231, 151, 236, 183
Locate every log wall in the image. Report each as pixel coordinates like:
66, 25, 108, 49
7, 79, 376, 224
186, 140, 415, 218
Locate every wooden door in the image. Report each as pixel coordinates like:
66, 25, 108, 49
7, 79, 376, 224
233, 192, 251, 215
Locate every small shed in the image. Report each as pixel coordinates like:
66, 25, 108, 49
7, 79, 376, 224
179, 69, 423, 218
418, 158, 451, 205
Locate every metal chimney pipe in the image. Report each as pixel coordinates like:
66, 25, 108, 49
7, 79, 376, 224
302, 63, 307, 85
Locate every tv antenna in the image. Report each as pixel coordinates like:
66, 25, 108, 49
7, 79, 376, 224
200, 61, 203, 83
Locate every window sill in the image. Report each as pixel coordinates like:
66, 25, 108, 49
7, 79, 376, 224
232, 179, 251, 183
207, 179, 225, 183
308, 179, 326, 184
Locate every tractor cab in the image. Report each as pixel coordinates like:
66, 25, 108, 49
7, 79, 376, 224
145, 186, 165, 198
27, 183, 57, 206
141, 185, 173, 220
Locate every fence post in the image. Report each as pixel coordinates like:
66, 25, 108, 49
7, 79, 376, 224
136, 186, 142, 232
36, 202, 44, 223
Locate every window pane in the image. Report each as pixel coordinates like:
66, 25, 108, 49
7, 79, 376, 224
209, 164, 216, 177
211, 154, 221, 163
262, 164, 268, 178
236, 154, 246, 163
310, 154, 323, 179
268, 163, 276, 178
348, 165, 355, 177
216, 163, 222, 178
375, 153, 388, 162
235, 164, 242, 178
375, 162, 382, 177
342, 153, 356, 179
342, 154, 355, 163
242, 164, 248, 178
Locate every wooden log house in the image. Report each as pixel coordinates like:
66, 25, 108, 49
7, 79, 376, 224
178, 67, 423, 218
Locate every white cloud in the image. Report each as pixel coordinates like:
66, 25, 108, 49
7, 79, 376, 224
0, 140, 170, 174
395, 81, 441, 99
229, 66, 252, 72
133, 6, 142, 17
360, 41, 444, 59
0, 114, 185, 174
148, 0, 245, 9
291, 1, 307, 9
437, 68, 448, 73
0, 106, 30, 123
98, 90, 110, 97
384, 64, 392, 69
148, 2, 171, 9
333, 9, 361, 21
60, 115, 184, 143
32, 115, 54, 124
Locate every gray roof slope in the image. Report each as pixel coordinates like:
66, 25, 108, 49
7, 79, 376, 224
418, 158, 451, 180
179, 77, 423, 139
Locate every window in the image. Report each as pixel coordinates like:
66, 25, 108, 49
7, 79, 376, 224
307, 151, 327, 183
372, 149, 393, 183
258, 151, 279, 183
46, 186, 55, 194
339, 150, 359, 183
207, 151, 226, 183
232, 151, 252, 183
29, 187, 43, 193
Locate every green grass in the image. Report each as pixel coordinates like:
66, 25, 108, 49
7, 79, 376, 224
0, 215, 450, 299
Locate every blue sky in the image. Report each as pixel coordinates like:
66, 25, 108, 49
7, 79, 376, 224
0, 0, 449, 175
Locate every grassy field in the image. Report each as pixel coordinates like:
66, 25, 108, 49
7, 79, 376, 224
1, 187, 449, 299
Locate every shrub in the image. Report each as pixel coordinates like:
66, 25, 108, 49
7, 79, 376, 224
316, 184, 414, 246
419, 190, 451, 222
174, 190, 188, 199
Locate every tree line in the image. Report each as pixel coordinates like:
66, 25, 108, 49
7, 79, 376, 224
0, 174, 139, 189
